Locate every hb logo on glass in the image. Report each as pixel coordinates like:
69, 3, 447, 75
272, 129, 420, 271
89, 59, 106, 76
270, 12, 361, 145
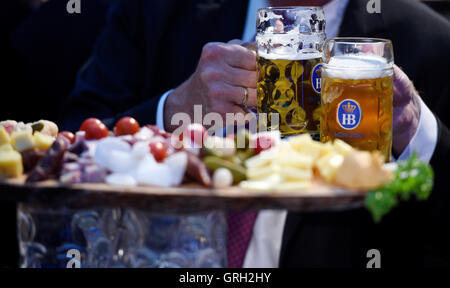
337, 99, 362, 130
67, 0, 81, 14
311, 63, 323, 94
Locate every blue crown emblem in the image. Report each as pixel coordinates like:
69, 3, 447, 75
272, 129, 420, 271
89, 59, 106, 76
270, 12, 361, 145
337, 99, 361, 130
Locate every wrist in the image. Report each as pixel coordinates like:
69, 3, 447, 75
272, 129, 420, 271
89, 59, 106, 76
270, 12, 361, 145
164, 91, 178, 133
392, 96, 421, 157
164, 81, 191, 133
393, 126, 417, 158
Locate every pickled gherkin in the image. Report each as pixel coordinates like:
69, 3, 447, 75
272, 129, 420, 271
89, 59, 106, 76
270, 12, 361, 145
203, 156, 247, 184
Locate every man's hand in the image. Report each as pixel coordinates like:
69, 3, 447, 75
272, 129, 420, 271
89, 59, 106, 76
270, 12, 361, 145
392, 65, 421, 157
164, 41, 257, 132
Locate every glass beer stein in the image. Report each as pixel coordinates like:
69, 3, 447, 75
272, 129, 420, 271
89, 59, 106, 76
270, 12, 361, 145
320, 38, 394, 162
256, 7, 326, 138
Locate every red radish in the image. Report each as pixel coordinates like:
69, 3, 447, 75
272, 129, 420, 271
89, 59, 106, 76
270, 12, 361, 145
145, 125, 171, 139
181, 124, 207, 146
254, 134, 278, 154
59, 131, 76, 144
4, 125, 14, 135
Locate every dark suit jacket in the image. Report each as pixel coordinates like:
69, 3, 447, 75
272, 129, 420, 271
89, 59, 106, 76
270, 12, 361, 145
0, 0, 111, 268
3, 0, 111, 123
63, 0, 450, 267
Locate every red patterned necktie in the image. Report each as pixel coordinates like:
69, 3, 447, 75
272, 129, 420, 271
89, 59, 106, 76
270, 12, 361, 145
226, 211, 258, 268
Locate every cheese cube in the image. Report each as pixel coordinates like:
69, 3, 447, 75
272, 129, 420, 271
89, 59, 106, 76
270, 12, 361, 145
33, 131, 55, 151
11, 131, 35, 152
276, 181, 311, 191
239, 174, 283, 190
247, 165, 280, 180
333, 139, 354, 157
0, 150, 23, 178
245, 148, 278, 169
0, 144, 13, 152
0, 126, 11, 146
319, 142, 334, 157
288, 134, 313, 151
297, 141, 324, 160
316, 152, 345, 182
275, 151, 314, 169
280, 166, 313, 181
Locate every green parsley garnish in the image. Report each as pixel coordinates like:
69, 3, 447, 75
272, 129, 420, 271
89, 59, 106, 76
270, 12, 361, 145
365, 153, 434, 223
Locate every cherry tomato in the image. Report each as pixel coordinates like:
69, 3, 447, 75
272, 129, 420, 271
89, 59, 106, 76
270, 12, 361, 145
79, 118, 109, 140
59, 131, 76, 144
149, 142, 168, 163
254, 135, 276, 154
114, 117, 140, 136
181, 123, 207, 145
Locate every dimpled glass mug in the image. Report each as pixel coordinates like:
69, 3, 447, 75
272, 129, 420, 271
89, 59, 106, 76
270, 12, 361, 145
256, 6, 326, 138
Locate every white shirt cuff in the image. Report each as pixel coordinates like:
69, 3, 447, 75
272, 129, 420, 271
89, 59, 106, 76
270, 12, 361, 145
396, 97, 438, 163
156, 89, 173, 132
243, 210, 287, 268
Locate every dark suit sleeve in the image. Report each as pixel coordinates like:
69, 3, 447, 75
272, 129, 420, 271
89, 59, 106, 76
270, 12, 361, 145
60, 0, 161, 131
422, 117, 450, 266
429, 118, 450, 222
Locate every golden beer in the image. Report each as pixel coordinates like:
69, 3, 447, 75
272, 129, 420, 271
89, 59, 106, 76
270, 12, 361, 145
257, 55, 323, 137
320, 55, 394, 162
255, 6, 326, 138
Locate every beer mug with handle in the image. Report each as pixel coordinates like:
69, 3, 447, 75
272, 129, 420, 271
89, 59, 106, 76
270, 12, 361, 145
320, 38, 394, 162
256, 7, 326, 138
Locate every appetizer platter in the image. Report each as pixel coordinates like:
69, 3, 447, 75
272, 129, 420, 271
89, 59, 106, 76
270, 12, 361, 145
0, 118, 433, 218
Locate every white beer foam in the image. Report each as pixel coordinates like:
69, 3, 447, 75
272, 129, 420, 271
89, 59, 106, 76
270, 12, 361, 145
256, 29, 325, 61
323, 55, 393, 80
258, 50, 322, 61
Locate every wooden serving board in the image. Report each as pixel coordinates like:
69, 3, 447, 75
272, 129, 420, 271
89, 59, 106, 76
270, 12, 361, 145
0, 178, 366, 213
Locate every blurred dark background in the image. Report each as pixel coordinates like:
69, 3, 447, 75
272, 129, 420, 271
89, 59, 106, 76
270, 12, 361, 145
0, 0, 449, 268
1, 0, 112, 268
424, 0, 450, 19
2, 0, 112, 124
